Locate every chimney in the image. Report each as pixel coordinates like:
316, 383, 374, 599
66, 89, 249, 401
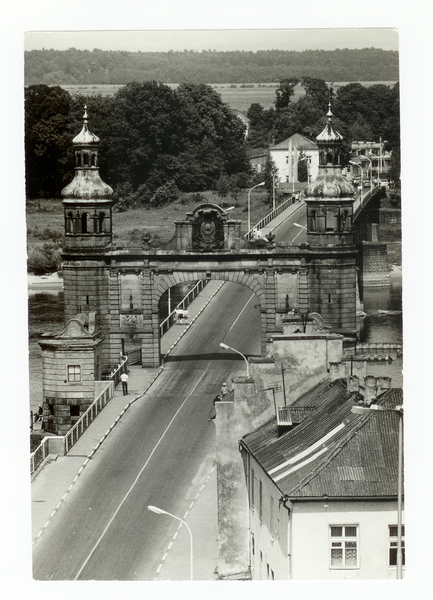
377, 376, 392, 395
329, 361, 345, 382
347, 375, 360, 393
364, 375, 378, 405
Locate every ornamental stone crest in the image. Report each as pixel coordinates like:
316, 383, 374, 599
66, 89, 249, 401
191, 205, 225, 250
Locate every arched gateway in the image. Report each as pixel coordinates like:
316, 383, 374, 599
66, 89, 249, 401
61, 108, 357, 372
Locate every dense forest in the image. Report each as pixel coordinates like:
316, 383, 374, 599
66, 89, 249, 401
25, 77, 400, 205
25, 48, 399, 86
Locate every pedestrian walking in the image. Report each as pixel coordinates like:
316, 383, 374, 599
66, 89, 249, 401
34, 405, 43, 422
120, 371, 129, 395
220, 382, 229, 397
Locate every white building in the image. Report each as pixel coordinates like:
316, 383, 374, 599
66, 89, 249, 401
269, 133, 319, 184
240, 377, 404, 580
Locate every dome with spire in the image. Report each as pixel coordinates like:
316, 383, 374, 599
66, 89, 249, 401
61, 106, 113, 201
72, 106, 100, 145
305, 100, 354, 199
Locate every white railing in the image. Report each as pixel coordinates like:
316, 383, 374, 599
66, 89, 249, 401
31, 381, 115, 474
244, 197, 302, 241
106, 355, 128, 387
160, 279, 208, 336
30, 436, 54, 475
64, 381, 114, 454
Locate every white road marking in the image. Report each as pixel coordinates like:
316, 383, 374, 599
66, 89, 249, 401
225, 294, 255, 336
73, 368, 209, 580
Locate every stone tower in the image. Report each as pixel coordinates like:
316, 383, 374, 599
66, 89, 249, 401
61, 107, 114, 370
304, 102, 357, 332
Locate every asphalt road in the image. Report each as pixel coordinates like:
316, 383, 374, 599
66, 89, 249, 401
32, 203, 306, 581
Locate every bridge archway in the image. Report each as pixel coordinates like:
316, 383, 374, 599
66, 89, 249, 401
150, 272, 268, 366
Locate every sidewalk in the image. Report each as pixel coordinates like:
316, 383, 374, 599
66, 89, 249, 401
259, 200, 305, 238
31, 279, 224, 580
30, 201, 293, 577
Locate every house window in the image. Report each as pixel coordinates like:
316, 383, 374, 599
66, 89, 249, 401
68, 365, 81, 382
389, 525, 405, 567
330, 525, 358, 568
251, 533, 255, 556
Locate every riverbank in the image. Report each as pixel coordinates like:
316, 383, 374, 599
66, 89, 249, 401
27, 272, 63, 295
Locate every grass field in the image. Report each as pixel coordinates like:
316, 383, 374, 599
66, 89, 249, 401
25, 188, 275, 268
58, 81, 397, 112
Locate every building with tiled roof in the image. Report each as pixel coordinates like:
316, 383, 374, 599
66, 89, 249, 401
269, 133, 319, 184
239, 378, 404, 580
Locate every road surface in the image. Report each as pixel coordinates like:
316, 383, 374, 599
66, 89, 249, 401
32, 203, 306, 580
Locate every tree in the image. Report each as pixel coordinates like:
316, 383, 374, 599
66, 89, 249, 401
25, 85, 77, 197
301, 77, 330, 113
274, 78, 300, 110
263, 153, 278, 204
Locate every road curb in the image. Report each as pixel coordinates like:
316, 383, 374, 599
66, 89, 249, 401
32, 283, 225, 545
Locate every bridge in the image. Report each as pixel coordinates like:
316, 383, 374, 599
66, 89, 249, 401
60, 105, 391, 370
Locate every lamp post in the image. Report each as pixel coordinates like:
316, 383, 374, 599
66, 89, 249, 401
291, 222, 307, 244
351, 403, 404, 579
247, 182, 265, 233
349, 160, 364, 193
359, 154, 372, 190
147, 505, 193, 580
219, 342, 250, 377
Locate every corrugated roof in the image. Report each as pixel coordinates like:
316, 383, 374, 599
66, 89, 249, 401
271, 133, 318, 151
242, 383, 403, 500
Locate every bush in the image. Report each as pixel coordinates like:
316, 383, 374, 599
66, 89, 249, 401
150, 181, 180, 207
27, 242, 62, 274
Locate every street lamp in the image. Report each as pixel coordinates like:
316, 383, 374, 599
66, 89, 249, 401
350, 403, 404, 579
349, 160, 364, 192
247, 182, 265, 233
147, 505, 194, 581
291, 222, 307, 244
219, 342, 250, 377
359, 154, 373, 190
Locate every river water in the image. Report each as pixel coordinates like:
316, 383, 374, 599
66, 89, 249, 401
27, 278, 403, 407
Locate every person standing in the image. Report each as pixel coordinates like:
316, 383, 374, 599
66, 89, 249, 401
220, 382, 229, 397
120, 371, 129, 395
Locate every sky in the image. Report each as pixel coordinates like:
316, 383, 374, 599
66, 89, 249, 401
25, 28, 399, 53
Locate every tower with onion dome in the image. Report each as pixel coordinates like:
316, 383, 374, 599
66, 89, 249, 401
62, 106, 113, 250
303, 101, 357, 332
61, 107, 114, 369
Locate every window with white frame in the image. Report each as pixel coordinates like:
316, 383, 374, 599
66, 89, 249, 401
67, 365, 81, 382
329, 525, 358, 568
389, 525, 405, 567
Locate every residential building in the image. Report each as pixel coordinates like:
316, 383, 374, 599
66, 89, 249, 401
350, 140, 392, 180
240, 376, 404, 580
269, 133, 319, 184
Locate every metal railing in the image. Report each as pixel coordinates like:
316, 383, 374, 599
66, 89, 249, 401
30, 436, 54, 475
244, 197, 302, 241
106, 355, 128, 387
64, 380, 114, 454
31, 380, 115, 474
160, 279, 208, 336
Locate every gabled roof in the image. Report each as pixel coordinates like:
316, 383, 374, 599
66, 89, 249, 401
270, 133, 318, 152
242, 380, 402, 500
